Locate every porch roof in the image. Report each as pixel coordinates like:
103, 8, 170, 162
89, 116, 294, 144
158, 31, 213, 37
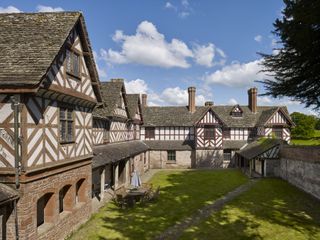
92, 141, 149, 168
144, 140, 194, 150
237, 139, 284, 160
0, 184, 19, 206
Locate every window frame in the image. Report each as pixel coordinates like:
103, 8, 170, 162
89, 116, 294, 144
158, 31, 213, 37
145, 127, 155, 139
272, 127, 283, 139
59, 107, 75, 144
204, 125, 215, 140
167, 150, 176, 161
66, 49, 80, 79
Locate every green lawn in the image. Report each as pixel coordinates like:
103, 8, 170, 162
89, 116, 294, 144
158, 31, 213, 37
181, 179, 320, 240
68, 169, 248, 240
291, 130, 320, 146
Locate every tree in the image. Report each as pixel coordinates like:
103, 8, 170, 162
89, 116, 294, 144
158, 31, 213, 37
315, 118, 320, 130
290, 112, 316, 138
259, 0, 320, 110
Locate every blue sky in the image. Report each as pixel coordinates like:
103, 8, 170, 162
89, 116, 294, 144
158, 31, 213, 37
0, 1, 317, 115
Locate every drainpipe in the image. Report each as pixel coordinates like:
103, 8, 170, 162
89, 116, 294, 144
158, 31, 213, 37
10, 96, 20, 240
10, 96, 21, 189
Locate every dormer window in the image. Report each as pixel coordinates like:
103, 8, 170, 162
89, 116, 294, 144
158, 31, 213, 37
66, 49, 80, 78
230, 105, 243, 118
231, 112, 242, 117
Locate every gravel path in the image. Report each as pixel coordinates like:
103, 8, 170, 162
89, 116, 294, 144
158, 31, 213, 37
154, 179, 259, 240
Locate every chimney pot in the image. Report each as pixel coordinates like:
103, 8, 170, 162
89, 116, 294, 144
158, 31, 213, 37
188, 87, 196, 113
205, 101, 214, 106
248, 87, 258, 113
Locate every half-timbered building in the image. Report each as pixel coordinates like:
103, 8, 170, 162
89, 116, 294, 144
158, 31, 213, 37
91, 79, 148, 207
0, 12, 102, 240
142, 87, 294, 170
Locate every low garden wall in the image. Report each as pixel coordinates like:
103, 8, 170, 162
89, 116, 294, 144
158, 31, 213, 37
280, 145, 320, 199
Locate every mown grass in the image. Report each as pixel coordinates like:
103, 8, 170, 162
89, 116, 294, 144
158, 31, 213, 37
67, 169, 248, 240
181, 179, 320, 240
291, 130, 320, 146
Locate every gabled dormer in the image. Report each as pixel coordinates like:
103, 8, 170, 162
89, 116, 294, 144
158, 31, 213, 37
127, 94, 143, 124
230, 104, 243, 118
97, 79, 129, 120
265, 107, 294, 127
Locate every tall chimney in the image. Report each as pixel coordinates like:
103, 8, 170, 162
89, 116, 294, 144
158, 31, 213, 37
248, 87, 257, 113
188, 87, 196, 113
141, 94, 147, 107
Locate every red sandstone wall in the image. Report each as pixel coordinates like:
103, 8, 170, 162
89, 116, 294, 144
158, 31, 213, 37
16, 162, 92, 240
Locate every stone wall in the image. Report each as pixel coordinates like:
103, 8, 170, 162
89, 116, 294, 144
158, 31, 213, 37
0, 201, 16, 240
15, 161, 92, 240
149, 150, 194, 168
280, 145, 320, 200
195, 150, 224, 168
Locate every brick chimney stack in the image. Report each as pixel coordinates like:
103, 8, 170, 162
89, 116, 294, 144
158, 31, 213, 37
141, 94, 147, 107
188, 87, 196, 113
248, 87, 257, 113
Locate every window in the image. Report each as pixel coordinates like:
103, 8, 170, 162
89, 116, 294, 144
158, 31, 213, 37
145, 127, 155, 139
167, 150, 176, 161
204, 125, 215, 140
272, 128, 283, 139
223, 128, 231, 139
66, 49, 80, 77
223, 149, 231, 160
231, 111, 242, 117
60, 108, 74, 143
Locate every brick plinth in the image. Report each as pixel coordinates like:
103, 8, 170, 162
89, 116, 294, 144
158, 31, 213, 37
15, 161, 92, 240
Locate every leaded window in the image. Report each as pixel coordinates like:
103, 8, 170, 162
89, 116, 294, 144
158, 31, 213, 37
204, 125, 215, 140
60, 108, 74, 143
167, 150, 176, 161
66, 49, 80, 77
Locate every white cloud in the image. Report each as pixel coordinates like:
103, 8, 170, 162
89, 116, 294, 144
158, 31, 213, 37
258, 96, 273, 105
228, 98, 238, 105
193, 43, 226, 67
100, 21, 225, 69
254, 35, 262, 42
36, 5, 64, 12
193, 43, 214, 67
271, 38, 277, 47
179, 11, 190, 18
203, 59, 268, 88
165, 2, 176, 11
124, 79, 148, 94
182, 0, 190, 8
0, 6, 21, 13
124, 79, 206, 106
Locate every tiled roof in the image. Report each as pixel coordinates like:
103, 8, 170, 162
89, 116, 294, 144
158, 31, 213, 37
144, 140, 194, 150
143, 105, 290, 128
0, 12, 101, 100
237, 138, 284, 160
0, 184, 19, 206
92, 141, 148, 168
223, 140, 248, 149
93, 81, 126, 118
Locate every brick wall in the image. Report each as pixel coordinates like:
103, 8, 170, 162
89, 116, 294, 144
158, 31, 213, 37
15, 161, 92, 240
280, 146, 320, 200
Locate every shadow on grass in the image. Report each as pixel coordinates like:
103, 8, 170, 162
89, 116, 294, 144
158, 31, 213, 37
181, 178, 320, 240
82, 169, 248, 240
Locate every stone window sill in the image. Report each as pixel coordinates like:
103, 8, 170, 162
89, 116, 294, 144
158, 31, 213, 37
166, 161, 177, 164
59, 210, 72, 219
74, 202, 86, 209
37, 222, 54, 235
